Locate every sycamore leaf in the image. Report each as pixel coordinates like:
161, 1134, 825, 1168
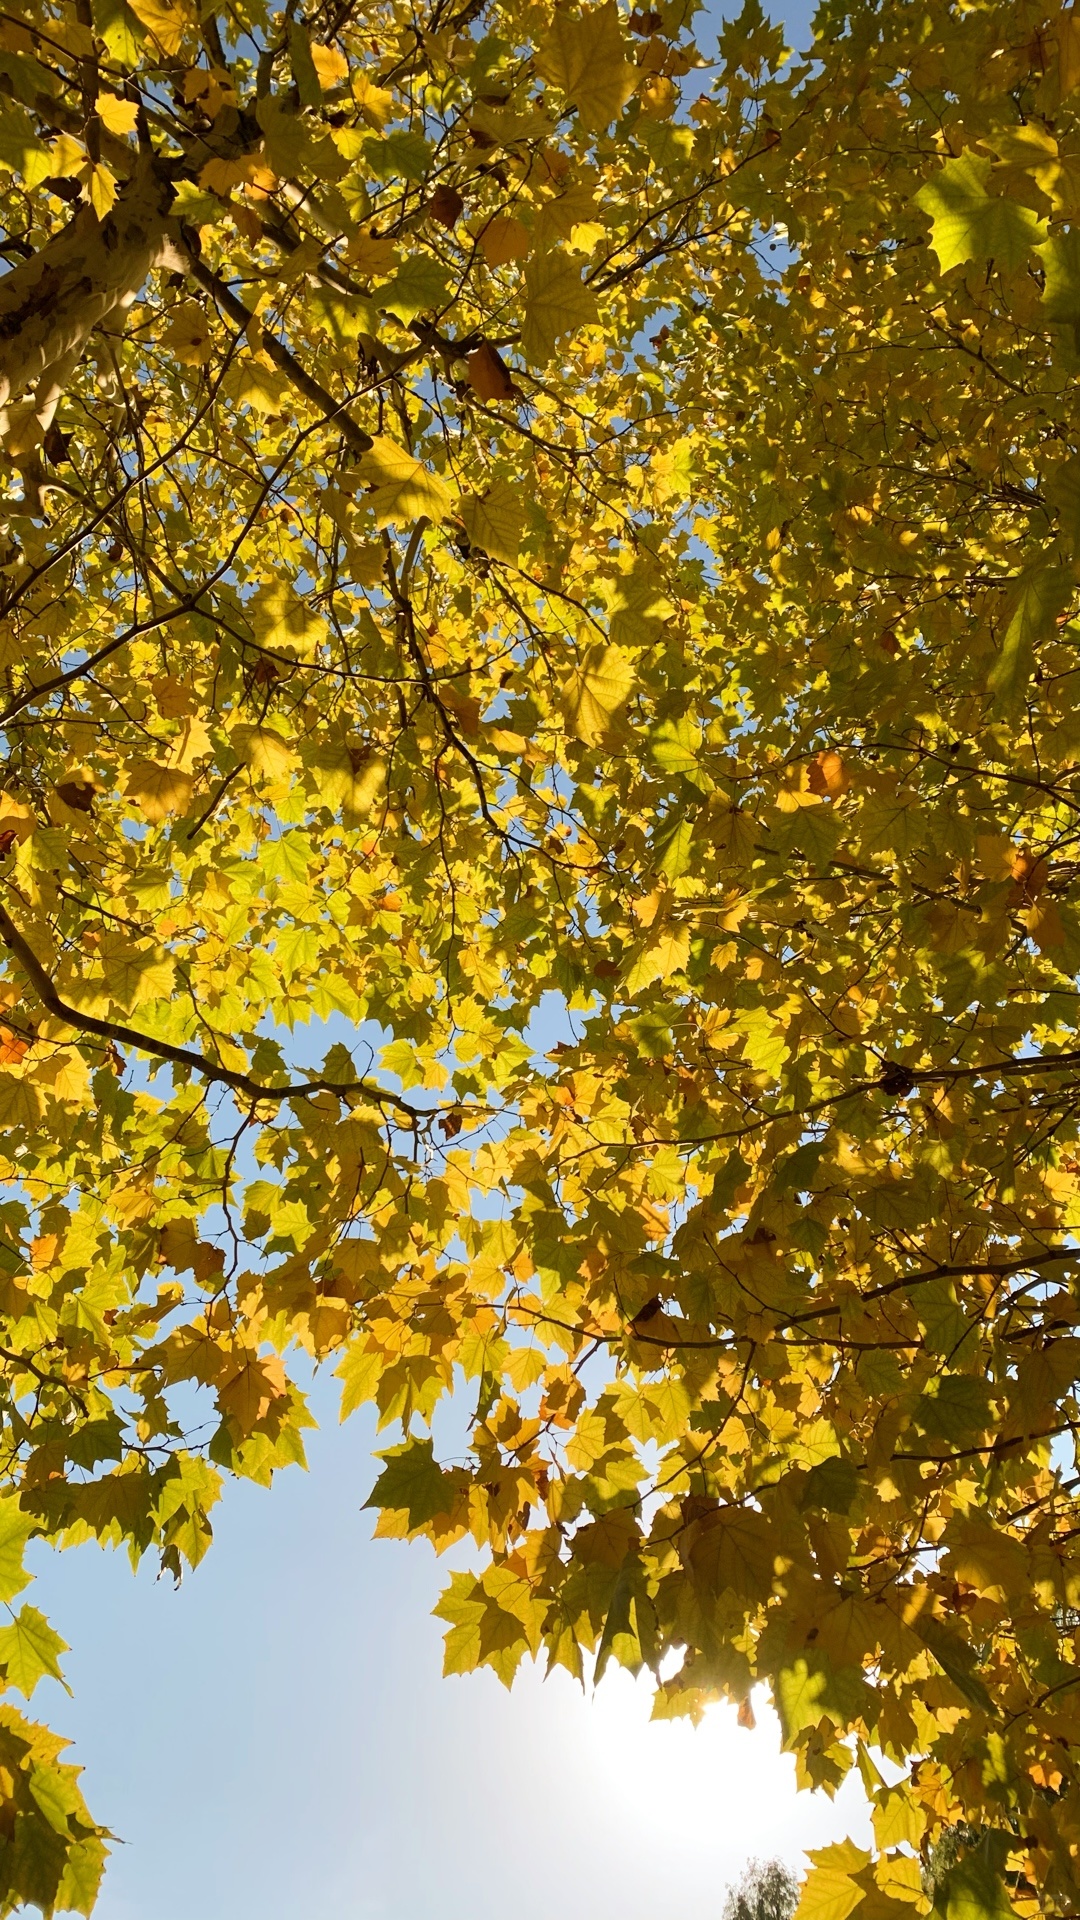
123, 760, 193, 823
459, 482, 524, 563
96, 936, 174, 1011
914, 152, 1046, 271
535, 2, 637, 130
221, 356, 288, 414
625, 921, 691, 991
916, 1618, 996, 1713
0, 1500, 34, 1606
937, 1860, 1020, 1920
478, 215, 531, 265
0, 1606, 68, 1698
1038, 227, 1080, 331
987, 563, 1069, 708
522, 250, 598, 364
775, 1655, 875, 1744
126, 0, 194, 55
365, 1438, 454, 1529
795, 1844, 873, 1920
0, 1076, 42, 1128
249, 583, 329, 661
232, 724, 297, 780
310, 41, 349, 89
356, 438, 452, 526
562, 643, 633, 743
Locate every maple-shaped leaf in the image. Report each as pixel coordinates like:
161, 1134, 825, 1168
356, 438, 452, 526
478, 216, 531, 266
0, 1500, 34, 1607
365, 1438, 455, 1529
794, 1842, 872, 1920
562, 642, 633, 743
521, 250, 598, 364
126, 0, 194, 55
535, 2, 637, 130
249, 583, 329, 662
986, 560, 1070, 708
459, 482, 524, 563
914, 152, 1047, 272
122, 760, 193, 823
624, 922, 690, 992
0, 1605, 69, 1699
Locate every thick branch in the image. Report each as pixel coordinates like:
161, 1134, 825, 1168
185, 255, 373, 457
0, 902, 421, 1121
0, 154, 182, 436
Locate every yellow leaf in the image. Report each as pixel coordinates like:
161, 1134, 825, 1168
478, 215, 531, 265
796, 1844, 873, 1920
459, 481, 524, 563
307, 743, 387, 819
96, 93, 139, 136
562, 642, 633, 744
1061, 7, 1080, 95
625, 922, 691, 992
249, 583, 328, 661
233, 724, 296, 781
310, 42, 348, 89
31, 1049, 91, 1107
86, 163, 117, 220
874, 1853, 924, 1905
535, 2, 637, 130
217, 1349, 287, 1434
123, 760, 193, 823
164, 302, 213, 366
0, 1075, 42, 1128
351, 73, 394, 128
522, 249, 598, 364
221, 355, 288, 414
127, 0, 195, 56
356, 437, 452, 527
346, 229, 398, 275
97, 937, 175, 1012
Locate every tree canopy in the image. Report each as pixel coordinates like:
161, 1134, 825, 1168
0, 0, 1077, 1911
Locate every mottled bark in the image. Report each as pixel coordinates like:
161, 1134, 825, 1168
0, 154, 184, 454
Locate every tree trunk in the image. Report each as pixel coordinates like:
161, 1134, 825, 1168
0, 154, 183, 454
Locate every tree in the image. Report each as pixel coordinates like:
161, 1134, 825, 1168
724, 1858, 800, 1920
0, 0, 1076, 1911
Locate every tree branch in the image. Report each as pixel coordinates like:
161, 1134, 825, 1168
0, 901, 422, 1122
185, 254, 373, 458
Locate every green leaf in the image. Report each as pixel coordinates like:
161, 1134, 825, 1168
365, 1438, 454, 1529
0, 1499, 34, 1607
0, 1607, 69, 1699
364, 129, 432, 182
378, 255, 451, 322
987, 562, 1070, 709
775, 1653, 875, 1744
650, 716, 706, 784
798, 1457, 858, 1514
916, 1618, 996, 1714
914, 152, 1046, 272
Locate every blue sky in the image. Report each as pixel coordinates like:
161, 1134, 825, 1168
29, 1377, 872, 1920
24, 0, 874, 1912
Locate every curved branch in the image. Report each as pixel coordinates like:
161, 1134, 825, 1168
185, 254, 373, 458
0, 901, 422, 1122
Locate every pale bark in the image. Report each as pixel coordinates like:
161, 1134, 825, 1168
0, 154, 184, 451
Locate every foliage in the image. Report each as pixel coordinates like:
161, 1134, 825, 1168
724, 1857, 801, 1920
0, 0, 1077, 1913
